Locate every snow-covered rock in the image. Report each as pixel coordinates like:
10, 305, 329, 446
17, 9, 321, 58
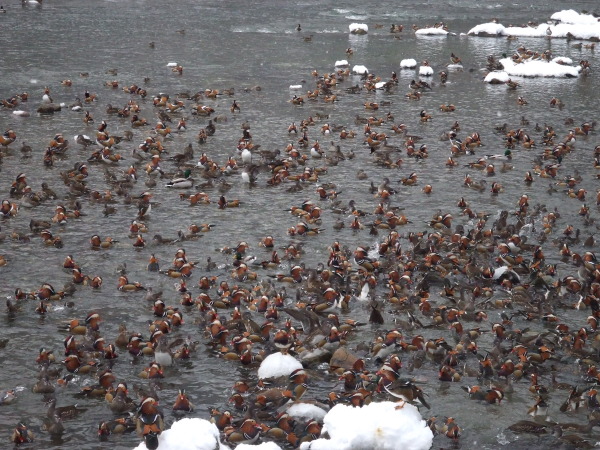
287, 403, 328, 421
469, 10, 600, 40
133, 418, 229, 450
499, 57, 580, 78
257, 352, 303, 379
300, 401, 433, 450
551, 9, 600, 25
415, 27, 449, 36
484, 71, 509, 83
352, 65, 369, 75
419, 65, 434, 76
400, 59, 417, 69
552, 56, 573, 65
349, 23, 368, 35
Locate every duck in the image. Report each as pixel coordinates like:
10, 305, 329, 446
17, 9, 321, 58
172, 389, 194, 412
90, 235, 116, 249
11, 423, 34, 444
224, 418, 262, 445
154, 336, 174, 366
136, 398, 165, 449
117, 275, 145, 291
0, 129, 17, 148
419, 110, 432, 122
166, 169, 194, 188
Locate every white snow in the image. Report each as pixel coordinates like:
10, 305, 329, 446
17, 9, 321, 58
415, 27, 449, 36
166, 62, 178, 67
468, 10, 600, 40
257, 352, 303, 379
467, 22, 506, 36
484, 71, 510, 83
289, 85, 303, 90
287, 403, 328, 421
352, 65, 369, 75
419, 66, 434, 76
133, 418, 229, 450
349, 23, 368, 33
335, 60, 349, 67
493, 266, 520, 282
552, 56, 573, 65
300, 401, 433, 450
551, 9, 600, 25
493, 266, 510, 280
499, 57, 580, 78
375, 81, 387, 89
400, 59, 417, 69
358, 283, 370, 301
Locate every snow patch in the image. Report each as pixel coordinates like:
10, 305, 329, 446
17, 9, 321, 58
499, 57, 580, 78
419, 66, 434, 76
349, 23, 368, 34
258, 352, 303, 379
352, 65, 369, 75
400, 59, 417, 69
469, 10, 600, 40
132, 418, 229, 450
484, 71, 509, 83
300, 401, 433, 450
287, 403, 328, 421
415, 27, 449, 36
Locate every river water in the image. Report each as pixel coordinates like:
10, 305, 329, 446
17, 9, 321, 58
1, 0, 599, 449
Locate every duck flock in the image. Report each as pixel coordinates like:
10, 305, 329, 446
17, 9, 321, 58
2, 6, 600, 450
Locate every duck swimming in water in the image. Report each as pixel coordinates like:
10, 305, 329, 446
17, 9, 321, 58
166, 169, 194, 188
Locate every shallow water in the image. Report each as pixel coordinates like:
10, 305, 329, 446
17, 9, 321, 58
1, 0, 600, 448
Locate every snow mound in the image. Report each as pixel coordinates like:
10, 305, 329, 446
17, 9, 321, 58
133, 418, 229, 450
499, 57, 580, 78
258, 352, 303, 379
287, 403, 328, 421
400, 59, 417, 69
469, 11, 600, 40
419, 66, 434, 76
349, 23, 368, 34
289, 85, 303, 90
335, 60, 349, 67
415, 27, 449, 36
166, 62, 178, 67
300, 401, 433, 450
467, 22, 506, 37
551, 9, 600, 25
551, 56, 573, 65
484, 71, 510, 83
352, 65, 369, 75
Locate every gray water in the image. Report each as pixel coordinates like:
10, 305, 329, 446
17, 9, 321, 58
1, 0, 600, 448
